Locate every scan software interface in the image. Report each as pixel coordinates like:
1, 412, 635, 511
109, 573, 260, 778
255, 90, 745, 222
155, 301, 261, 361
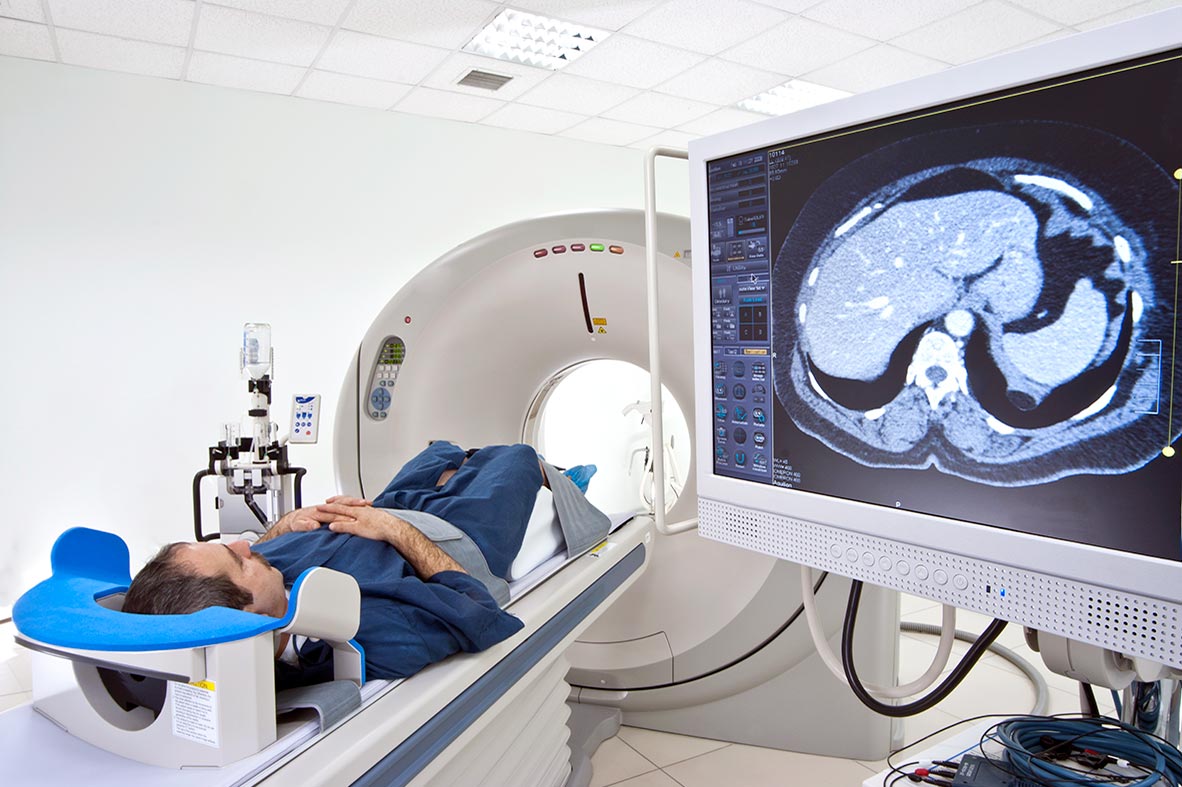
707, 48, 1182, 562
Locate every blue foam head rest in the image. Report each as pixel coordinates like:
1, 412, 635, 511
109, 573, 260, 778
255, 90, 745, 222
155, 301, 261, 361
14, 527, 292, 652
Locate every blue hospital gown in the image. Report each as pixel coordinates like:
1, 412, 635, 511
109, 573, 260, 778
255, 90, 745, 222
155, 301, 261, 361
254, 443, 540, 685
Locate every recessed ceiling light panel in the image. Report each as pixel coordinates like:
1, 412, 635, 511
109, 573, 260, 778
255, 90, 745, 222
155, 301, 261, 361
738, 79, 851, 116
463, 9, 609, 71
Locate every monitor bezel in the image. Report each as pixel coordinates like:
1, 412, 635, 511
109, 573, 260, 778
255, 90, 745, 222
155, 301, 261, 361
689, 8, 1182, 608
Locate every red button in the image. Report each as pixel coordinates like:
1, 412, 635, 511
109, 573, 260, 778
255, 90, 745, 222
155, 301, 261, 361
609, 245, 624, 254
552, 245, 567, 253
570, 243, 586, 252
533, 249, 548, 258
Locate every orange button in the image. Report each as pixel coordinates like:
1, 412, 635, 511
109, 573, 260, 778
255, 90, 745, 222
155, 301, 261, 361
609, 245, 624, 254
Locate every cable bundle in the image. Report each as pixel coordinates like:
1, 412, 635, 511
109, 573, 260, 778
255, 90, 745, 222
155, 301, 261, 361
984, 716, 1182, 786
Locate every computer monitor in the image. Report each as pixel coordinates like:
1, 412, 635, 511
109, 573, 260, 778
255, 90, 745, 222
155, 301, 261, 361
690, 9, 1182, 669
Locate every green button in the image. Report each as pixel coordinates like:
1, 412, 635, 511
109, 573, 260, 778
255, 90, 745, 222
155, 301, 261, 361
590, 243, 605, 252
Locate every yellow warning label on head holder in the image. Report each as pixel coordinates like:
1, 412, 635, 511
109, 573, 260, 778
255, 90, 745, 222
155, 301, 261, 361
190, 680, 216, 691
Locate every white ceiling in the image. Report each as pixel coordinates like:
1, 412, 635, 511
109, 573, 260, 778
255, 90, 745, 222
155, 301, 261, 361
1, 0, 1178, 149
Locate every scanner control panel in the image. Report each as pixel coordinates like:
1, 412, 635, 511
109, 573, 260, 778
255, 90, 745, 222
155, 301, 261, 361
367, 336, 405, 421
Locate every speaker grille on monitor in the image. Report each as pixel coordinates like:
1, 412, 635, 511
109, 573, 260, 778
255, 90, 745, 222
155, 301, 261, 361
699, 498, 1181, 667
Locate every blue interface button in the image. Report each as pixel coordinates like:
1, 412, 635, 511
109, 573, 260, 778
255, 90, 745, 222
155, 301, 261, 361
753, 408, 766, 424
714, 361, 725, 376
714, 384, 726, 397
370, 388, 391, 410
715, 404, 728, 420
752, 454, 767, 471
733, 428, 747, 444
734, 451, 747, 466
733, 406, 747, 422
716, 426, 727, 439
732, 384, 746, 400
715, 446, 726, 460
753, 432, 766, 446
733, 361, 746, 377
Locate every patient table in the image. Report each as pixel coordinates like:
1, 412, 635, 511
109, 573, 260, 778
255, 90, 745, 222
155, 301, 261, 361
1, 511, 650, 786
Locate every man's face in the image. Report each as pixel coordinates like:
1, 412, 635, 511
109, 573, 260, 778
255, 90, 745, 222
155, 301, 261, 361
176, 540, 288, 618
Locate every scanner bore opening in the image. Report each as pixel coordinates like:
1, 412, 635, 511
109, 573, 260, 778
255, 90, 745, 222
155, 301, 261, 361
524, 360, 690, 516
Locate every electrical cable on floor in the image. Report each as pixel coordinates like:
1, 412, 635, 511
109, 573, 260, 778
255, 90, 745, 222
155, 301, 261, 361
801, 564, 958, 698
843, 579, 1007, 717
900, 621, 1050, 716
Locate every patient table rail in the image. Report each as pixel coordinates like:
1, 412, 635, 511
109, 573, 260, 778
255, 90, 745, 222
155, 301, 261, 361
350, 544, 646, 786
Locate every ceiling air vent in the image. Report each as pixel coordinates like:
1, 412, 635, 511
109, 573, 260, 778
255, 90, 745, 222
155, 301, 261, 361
457, 69, 514, 91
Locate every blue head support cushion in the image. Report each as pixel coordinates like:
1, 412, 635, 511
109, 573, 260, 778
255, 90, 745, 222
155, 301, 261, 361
14, 527, 289, 652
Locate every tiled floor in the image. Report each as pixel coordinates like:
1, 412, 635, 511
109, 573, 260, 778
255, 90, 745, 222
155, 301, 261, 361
0, 620, 32, 715
0, 597, 1114, 786
586, 593, 1114, 787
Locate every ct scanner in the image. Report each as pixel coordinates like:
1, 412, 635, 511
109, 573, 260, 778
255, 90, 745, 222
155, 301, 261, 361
335, 209, 900, 761
3, 209, 900, 786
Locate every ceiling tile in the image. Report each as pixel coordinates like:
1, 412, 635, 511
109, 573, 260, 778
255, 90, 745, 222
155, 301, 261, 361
803, 0, 978, 41
0, 17, 53, 60
297, 69, 412, 109
482, 102, 586, 134
420, 51, 551, 101
1077, 0, 1182, 30
602, 91, 716, 127
204, 0, 352, 27
509, 0, 666, 31
0, 0, 44, 23
893, 1, 1061, 65
196, 5, 329, 67
622, 0, 788, 55
343, 0, 499, 49
1000, 28, 1074, 54
657, 58, 785, 105
517, 73, 639, 115
563, 34, 705, 89
677, 107, 766, 135
1005, 0, 1158, 27
629, 128, 697, 150
317, 30, 448, 84
187, 50, 305, 94
48, 0, 194, 47
57, 29, 185, 77
722, 16, 875, 75
393, 86, 504, 121
804, 43, 948, 93
561, 116, 663, 145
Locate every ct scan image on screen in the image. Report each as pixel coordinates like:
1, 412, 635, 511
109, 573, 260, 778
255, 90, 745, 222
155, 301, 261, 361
706, 49, 1182, 562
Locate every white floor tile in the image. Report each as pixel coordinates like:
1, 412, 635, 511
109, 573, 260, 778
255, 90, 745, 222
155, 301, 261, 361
616, 725, 730, 767
0, 691, 31, 714
591, 736, 658, 787
900, 593, 939, 617
664, 742, 876, 786
0, 663, 19, 696
5, 650, 31, 693
902, 706, 964, 748
611, 771, 683, 787
935, 659, 1039, 720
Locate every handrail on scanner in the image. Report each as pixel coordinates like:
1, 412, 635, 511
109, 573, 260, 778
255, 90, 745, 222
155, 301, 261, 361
644, 146, 698, 536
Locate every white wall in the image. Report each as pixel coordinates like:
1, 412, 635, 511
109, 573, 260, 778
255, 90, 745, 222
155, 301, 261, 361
0, 55, 689, 610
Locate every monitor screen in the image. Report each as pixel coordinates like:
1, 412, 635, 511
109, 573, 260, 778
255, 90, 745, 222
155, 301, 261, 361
691, 11, 1182, 667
